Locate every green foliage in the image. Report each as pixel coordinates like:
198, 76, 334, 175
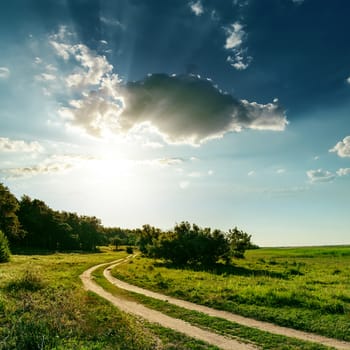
0, 230, 10, 262
0, 183, 24, 243
17, 195, 104, 251
155, 222, 231, 266
227, 227, 252, 259
137, 222, 254, 266
103, 226, 138, 246
113, 237, 122, 250
137, 224, 162, 255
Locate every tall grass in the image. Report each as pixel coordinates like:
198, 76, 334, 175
0, 248, 222, 350
0, 249, 158, 349
112, 246, 350, 341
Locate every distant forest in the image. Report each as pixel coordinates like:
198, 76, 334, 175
0, 183, 258, 264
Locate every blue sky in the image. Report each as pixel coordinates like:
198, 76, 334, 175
1, 0, 349, 246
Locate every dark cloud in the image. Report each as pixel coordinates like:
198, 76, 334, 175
119, 74, 287, 144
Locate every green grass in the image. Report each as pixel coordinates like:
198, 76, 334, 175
0, 248, 219, 350
93, 266, 333, 350
111, 246, 350, 341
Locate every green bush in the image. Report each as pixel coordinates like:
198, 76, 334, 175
0, 230, 10, 263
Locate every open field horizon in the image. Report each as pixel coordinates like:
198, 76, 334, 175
1, 245, 350, 349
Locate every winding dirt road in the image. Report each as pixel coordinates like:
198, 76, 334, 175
80, 257, 350, 350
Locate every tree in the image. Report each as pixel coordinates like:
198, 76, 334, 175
78, 216, 103, 251
113, 237, 122, 251
227, 227, 252, 258
146, 222, 231, 266
0, 183, 24, 244
137, 224, 162, 255
0, 230, 10, 262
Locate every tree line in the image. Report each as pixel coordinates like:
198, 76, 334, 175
0, 183, 136, 254
0, 183, 258, 263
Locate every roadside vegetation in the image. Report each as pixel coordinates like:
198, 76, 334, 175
111, 246, 350, 341
93, 266, 332, 350
0, 248, 223, 350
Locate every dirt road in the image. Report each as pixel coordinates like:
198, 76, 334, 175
80, 258, 258, 350
81, 257, 350, 350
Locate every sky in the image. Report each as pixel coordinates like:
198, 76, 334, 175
0, 0, 349, 246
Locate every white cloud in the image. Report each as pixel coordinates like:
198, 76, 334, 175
336, 168, 350, 176
346, 77, 350, 84
248, 170, 255, 176
208, 170, 214, 175
239, 99, 288, 131
225, 22, 245, 49
224, 23, 252, 70
189, 1, 204, 16
3, 154, 95, 178
227, 49, 252, 70
329, 136, 350, 157
307, 169, 336, 183
0, 67, 10, 79
36, 73, 56, 81
64, 44, 113, 89
46, 64, 57, 71
0, 137, 43, 153
276, 168, 286, 174
50, 41, 71, 60
34, 57, 42, 64
58, 90, 121, 137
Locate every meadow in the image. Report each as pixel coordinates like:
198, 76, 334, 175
111, 246, 350, 342
0, 248, 219, 350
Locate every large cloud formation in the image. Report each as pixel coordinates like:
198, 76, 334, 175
119, 74, 287, 145
49, 28, 288, 145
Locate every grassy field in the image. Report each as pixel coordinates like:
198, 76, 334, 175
0, 248, 220, 350
111, 246, 350, 341
93, 266, 333, 350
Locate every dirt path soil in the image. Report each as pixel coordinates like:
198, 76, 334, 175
81, 257, 350, 350
80, 258, 258, 350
